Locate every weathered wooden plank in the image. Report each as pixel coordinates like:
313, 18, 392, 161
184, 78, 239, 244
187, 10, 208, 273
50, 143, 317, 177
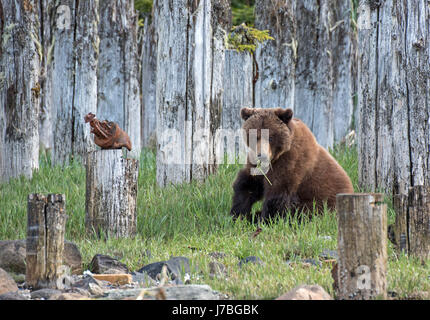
0, 0, 40, 182
407, 186, 430, 261
51, 0, 98, 165
336, 193, 387, 300
254, 0, 354, 149
357, 0, 379, 192
141, 14, 157, 149
154, 0, 231, 186
357, 0, 429, 194
85, 150, 138, 238
254, 0, 295, 111
97, 0, 141, 159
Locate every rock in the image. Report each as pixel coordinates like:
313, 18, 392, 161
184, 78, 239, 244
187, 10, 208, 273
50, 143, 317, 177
49, 292, 89, 300
238, 256, 263, 267
319, 249, 338, 260
0, 240, 82, 275
89, 254, 129, 274
276, 285, 332, 300
72, 275, 108, 297
137, 256, 190, 281
0, 292, 28, 300
131, 271, 156, 287
30, 288, 63, 300
104, 285, 222, 300
0, 268, 18, 295
209, 261, 227, 278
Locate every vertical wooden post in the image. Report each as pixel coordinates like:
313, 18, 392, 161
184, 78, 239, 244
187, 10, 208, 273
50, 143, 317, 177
0, 0, 40, 182
336, 193, 387, 300
154, 0, 231, 186
407, 186, 430, 261
85, 150, 138, 238
26, 194, 67, 289
393, 194, 408, 253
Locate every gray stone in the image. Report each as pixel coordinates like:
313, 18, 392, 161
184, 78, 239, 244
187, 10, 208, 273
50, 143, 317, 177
0, 292, 28, 300
319, 249, 339, 260
104, 285, 222, 300
131, 271, 156, 287
137, 256, 190, 281
30, 288, 63, 300
0, 240, 82, 275
90, 254, 129, 274
0, 268, 18, 295
238, 256, 263, 268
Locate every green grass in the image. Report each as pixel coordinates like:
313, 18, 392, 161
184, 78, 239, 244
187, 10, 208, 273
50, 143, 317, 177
1, 145, 429, 299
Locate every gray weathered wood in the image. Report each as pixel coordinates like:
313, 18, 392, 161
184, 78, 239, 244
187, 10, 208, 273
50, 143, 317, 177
0, 0, 40, 182
407, 186, 430, 261
254, 0, 355, 149
393, 193, 408, 253
221, 50, 253, 131
216, 49, 253, 164
38, 0, 55, 151
26, 194, 68, 289
51, 0, 98, 165
154, 0, 231, 186
97, 0, 141, 159
85, 150, 138, 238
141, 14, 157, 149
336, 193, 387, 300
357, 0, 429, 194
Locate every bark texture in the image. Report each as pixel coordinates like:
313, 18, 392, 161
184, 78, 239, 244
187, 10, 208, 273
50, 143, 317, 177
357, 0, 430, 194
141, 13, 157, 149
254, 0, 355, 148
85, 150, 138, 238
393, 186, 430, 261
0, 0, 40, 182
336, 193, 387, 300
26, 194, 68, 289
154, 0, 231, 186
98, 0, 141, 159
51, 0, 98, 165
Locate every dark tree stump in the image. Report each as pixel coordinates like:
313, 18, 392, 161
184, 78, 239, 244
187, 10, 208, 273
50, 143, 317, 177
336, 193, 387, 300
26, 194, 68, 289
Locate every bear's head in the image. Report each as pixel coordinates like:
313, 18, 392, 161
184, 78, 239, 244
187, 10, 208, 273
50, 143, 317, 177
240, 107, 294, 164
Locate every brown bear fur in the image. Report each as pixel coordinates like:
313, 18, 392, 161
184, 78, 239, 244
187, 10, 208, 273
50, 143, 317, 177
230, 107, 353, 222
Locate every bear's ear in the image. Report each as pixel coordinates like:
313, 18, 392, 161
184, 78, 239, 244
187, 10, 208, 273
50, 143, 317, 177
275, 108, 293, 124
240, 107, 255, 121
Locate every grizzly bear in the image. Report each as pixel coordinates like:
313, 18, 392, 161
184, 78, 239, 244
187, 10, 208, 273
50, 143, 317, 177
229, 107, 353, 222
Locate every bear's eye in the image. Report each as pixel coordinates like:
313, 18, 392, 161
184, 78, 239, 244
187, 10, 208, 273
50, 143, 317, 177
269, 137, 273, 143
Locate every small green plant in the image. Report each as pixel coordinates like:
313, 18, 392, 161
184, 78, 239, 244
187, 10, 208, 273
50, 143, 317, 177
227, 23, 274, 54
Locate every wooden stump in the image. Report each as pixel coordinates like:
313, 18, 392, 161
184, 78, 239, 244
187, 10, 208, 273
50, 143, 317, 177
336, 193, 387, 300
393, 186, 430, 261
26, 194, 68, 289
85, 150, 138, 238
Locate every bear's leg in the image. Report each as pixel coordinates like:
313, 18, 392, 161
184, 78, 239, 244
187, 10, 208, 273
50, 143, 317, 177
230, 169, 264, 221
259, 193, 300, 222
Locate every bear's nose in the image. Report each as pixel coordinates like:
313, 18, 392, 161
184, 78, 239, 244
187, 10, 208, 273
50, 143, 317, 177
257, 153, 262, 159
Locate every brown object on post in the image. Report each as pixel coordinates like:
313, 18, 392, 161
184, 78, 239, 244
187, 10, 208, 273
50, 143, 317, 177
26, 194, 68, 290
84, 113, 132, 151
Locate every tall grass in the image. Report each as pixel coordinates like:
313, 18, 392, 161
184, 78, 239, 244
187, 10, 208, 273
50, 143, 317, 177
1, 144, 429, 299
